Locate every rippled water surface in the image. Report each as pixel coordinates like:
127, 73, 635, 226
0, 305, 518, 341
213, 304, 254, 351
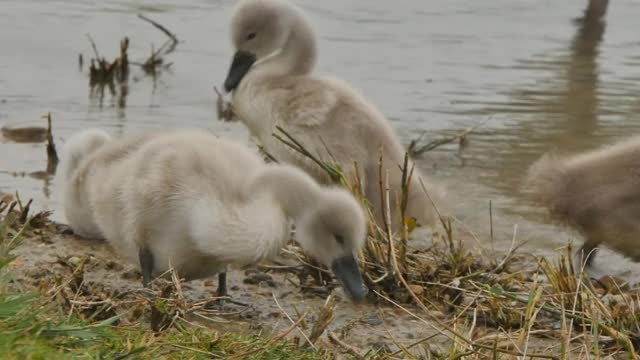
1, 0, 639, 278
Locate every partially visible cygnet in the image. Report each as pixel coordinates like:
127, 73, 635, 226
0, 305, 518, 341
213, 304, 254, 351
525, 135, 640, 266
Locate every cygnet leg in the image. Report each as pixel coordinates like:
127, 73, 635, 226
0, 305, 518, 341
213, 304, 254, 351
217, 272, 227, 297
205, 270, 251, 309
139, 246, 154, 288
204, 271, 228, 310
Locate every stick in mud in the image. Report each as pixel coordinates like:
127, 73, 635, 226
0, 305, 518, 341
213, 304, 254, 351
408, 118, 489, 157
307, 294, 336, 345
86, 33, 100, 61
43, 112, 59, 169
18, 199, 32, 224
117, 37, 129, 83
137, 13, 179, 74
137, 14, 178, 44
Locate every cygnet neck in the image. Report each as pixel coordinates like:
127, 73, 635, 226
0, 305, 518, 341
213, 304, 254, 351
246, 164, 320, 220
258, 15, 317, 78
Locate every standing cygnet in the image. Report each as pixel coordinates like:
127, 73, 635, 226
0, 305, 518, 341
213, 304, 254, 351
63, 129, 368, 301
222, 0, 445, 232
525, 135, 640, 267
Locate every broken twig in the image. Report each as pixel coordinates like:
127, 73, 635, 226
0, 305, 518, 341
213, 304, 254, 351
137, 14, 178, 44
43, 112, 59, 173
408, 118, 489, 156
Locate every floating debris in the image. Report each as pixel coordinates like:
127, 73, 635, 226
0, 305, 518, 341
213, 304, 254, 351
84, 14, 179, 107
0, 111, 60, 162
137, 14, 178, 47
1, 126, 47, 143
0, 192, 50, 229
116, 37, 129, 83
407, 118, 488, 157
215, 86, 235, 121
43, 112, 58, 174
0, 113, 58, 200
87, 34, 128, 89
137, 14, 178, 76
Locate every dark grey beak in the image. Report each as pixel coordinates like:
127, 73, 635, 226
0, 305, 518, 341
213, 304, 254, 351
223, 50, 257, 93
331, 255, 367, 302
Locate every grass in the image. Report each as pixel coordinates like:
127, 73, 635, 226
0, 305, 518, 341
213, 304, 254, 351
2, 126, 640, 358
0, 195, 331, 360
268, 127, 640, 358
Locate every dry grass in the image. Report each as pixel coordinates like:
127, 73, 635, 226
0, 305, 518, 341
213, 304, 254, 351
266, 126, 640, 358
85, 14, 178, 105
3, 125, 640, 358
0, 197, 332, 360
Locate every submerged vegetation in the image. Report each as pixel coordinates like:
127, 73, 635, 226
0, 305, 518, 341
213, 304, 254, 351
84, 13, 179, 108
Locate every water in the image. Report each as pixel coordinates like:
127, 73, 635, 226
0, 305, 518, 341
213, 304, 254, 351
1, 0, 640, 278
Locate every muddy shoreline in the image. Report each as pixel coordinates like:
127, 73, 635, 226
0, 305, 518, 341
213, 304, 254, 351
8, 216, 584, 357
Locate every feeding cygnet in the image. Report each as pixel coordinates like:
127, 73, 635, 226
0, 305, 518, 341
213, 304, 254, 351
222, 0, 445, 232
525, 136, 640, 267
63, 129, 368, 301
63, 130, 156, 239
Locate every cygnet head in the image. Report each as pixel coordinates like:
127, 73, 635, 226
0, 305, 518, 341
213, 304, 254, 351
224, 0, 317, 92
296, 187, 368, 301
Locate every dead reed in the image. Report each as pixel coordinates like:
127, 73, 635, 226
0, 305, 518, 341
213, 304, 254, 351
85, 14, 178, 105
3, 122, 640, 357
266, 126, 640, 358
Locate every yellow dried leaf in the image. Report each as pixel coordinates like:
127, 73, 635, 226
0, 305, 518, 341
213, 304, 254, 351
404, 217, 417, 233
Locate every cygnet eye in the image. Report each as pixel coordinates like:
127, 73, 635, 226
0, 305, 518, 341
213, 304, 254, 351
246, 32, 257, 40
335, 234, 345, 245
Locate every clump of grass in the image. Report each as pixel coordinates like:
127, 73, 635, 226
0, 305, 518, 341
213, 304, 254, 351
5, 126, 640, 357
269, 126, 640, 358
0, 201, 333, 359
0, 203, 122, 358
269, 126, 501, 303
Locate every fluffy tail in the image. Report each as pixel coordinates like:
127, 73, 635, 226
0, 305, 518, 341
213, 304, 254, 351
62, 129, 111, 179
523, 153, 573, 217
